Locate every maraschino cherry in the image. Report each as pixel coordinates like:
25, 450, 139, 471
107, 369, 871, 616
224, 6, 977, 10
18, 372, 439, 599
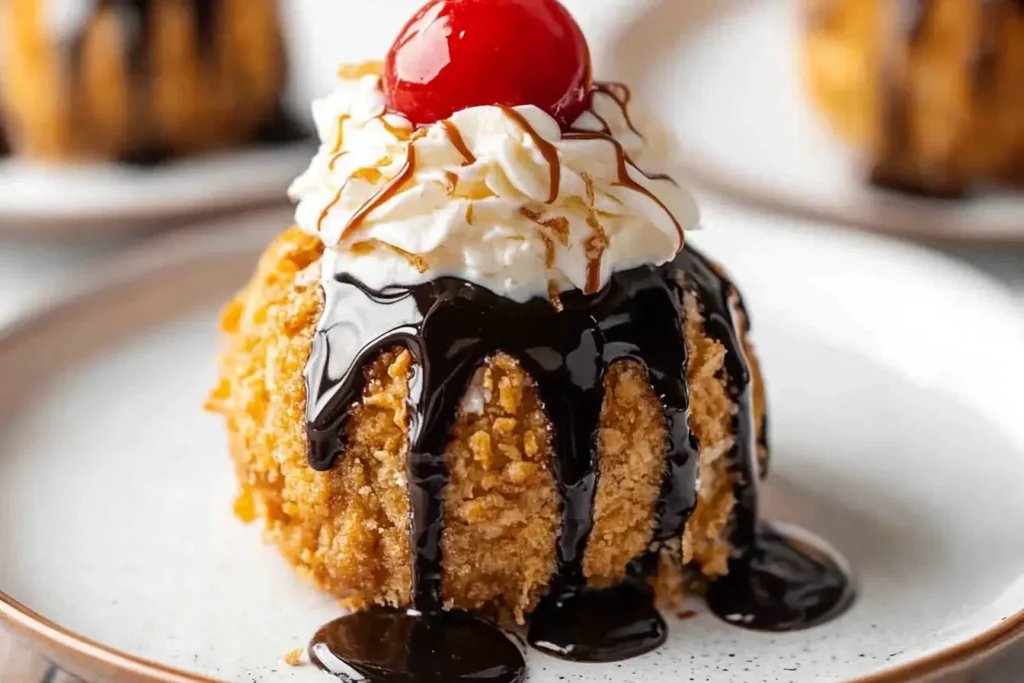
384, 0, 592, 128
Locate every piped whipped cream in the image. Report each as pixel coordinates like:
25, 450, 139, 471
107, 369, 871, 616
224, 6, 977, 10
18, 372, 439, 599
289, 72, 699, 301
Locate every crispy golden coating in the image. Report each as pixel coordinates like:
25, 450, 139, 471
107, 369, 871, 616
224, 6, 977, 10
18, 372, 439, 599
443, 355, 559, 620
0, 0, 285, 160
802, 0, 1024, 194
681, 295, 737, 579
585, 362, 666, 584
209, 226, 765, 618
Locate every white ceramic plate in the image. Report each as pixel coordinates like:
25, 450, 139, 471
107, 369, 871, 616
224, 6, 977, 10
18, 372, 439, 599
631, 0, 1024, 243
0, 142, 314, 238
0, 203, 1022, 682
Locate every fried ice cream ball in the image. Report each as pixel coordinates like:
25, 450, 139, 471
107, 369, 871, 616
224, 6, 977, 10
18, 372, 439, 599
208, 226, 766, 620
802, 0, 1024, 195
0, 0, 286, 161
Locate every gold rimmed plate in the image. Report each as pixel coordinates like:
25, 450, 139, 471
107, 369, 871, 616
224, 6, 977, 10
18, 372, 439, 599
621, 0, 1024, 244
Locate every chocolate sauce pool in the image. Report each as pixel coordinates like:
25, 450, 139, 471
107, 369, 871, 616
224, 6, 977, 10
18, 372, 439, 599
526, 576, 666, 662
707, 524, 855, 632
300, 90, 853, 681
310, 610, 525, 683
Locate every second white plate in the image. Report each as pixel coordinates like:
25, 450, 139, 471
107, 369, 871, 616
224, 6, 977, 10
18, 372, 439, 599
632, 0, 1024, 243
0, 141, 313, 238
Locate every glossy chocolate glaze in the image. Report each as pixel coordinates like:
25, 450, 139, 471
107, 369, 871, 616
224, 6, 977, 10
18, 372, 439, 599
46, 0, 299, 163
527, 576, 666, 662
681, 256, 855, 631
305, 253, 700, 606
303, 250, 854, 677
872, 0, 1023, 196
304, 251, 702, 679
301, 87, 851, 680
682, 253, 855, 628
707, 524, 856, 631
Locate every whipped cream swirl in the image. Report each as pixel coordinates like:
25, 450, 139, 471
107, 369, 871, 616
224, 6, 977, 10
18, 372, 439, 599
289, 72, 699, 301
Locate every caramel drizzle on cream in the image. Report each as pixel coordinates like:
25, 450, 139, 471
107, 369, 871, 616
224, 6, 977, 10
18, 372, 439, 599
583, 219, 609, 295
316, 80, 683, 288
440, 119, 477, 166
317, 157, 390, 233
591, 82, 647, 142
575, 83, 680, 187
376, 114, 414, 142
502, 91, 685, 294
564, 130, 684, 252
338, 130, 428, 240
330, 115, 350, 155
496, 106, 561, 204
547, 281, 565, 312
522, 205, 610, 296
326, 114, 353, 171
442, 171, 459, 196
351, 239, 430, 274
498, 98, 682, 254
521, 208, 570, 246
328, 150, 349, 172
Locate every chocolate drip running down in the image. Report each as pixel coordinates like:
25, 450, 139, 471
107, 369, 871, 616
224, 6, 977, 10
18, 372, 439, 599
871, 0, 1024, 196
305, 255, 699, 601
303, 87, 853, 681
46, 0, 301, 164
309, 609, 526, 683
304, 252, 854, 680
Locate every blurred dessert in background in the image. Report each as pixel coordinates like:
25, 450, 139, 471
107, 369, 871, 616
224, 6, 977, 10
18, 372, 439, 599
0, 0, 292, 163
802, 0, 1024, 198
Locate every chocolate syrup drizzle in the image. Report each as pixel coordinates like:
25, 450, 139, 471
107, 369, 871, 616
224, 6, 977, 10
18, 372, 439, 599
870, 0, 1023, 196
44, 0, 299, 164
303, 88, 853, 681
306, 254, 700, 589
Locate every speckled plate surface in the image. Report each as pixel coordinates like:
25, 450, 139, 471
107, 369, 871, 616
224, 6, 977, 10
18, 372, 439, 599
628, 0, 1024, 244
0, 203, 1022, 682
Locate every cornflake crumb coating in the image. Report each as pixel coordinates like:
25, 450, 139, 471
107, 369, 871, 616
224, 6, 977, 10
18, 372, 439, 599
208, 226, 767, 619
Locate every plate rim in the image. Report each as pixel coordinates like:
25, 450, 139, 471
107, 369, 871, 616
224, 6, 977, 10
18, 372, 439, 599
0, 139, 311, 239
0, 212, 1022, 683
641, 0, 1024, 246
